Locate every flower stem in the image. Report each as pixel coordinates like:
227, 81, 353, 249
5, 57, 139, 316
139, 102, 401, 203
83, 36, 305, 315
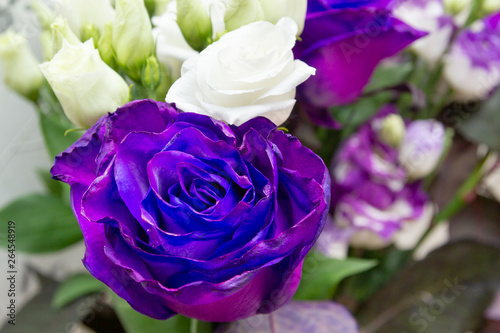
415, 150, 491, 249
190, 318, 198, 333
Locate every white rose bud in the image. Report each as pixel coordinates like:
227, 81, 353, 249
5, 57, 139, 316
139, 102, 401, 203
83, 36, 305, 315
0, 31, 44, 100
377, 114, 406, 148
260, 0, 306, 35
166, 18, 315, 126
51, 18, 80, 55
40, 40, 130, 128
113, 0, 155, 81
176, 0, 217, 51
153, 1, 199, 80
483, 0, 500, 13
55, 0, 115, 37
399, 120, 445, 180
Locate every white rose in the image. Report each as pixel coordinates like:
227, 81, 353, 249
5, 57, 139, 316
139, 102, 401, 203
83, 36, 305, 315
152, 1, 199, 80
40, 40, 130, 128
166, 17, 315, 126
55, 0, 115, 37
0, 30, 44, 100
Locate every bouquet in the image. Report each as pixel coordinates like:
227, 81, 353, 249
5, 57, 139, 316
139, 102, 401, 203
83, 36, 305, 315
1, 0, 500, 332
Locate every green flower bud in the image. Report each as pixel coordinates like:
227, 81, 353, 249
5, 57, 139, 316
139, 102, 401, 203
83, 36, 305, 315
51, 17, 80, 55
81, 23, 100, 48
31, 1, 56, 30
483, 0, 500, 13
0, 30, 44, 101
177, 0, 213, 51
378, 114, 406, 148
260, 0, 306, 35
224, 0, 264, 32
113, 0, 155, 81
40, 29, 54, 60
444, 0, 472, 15
141, 55, 161, 91
144, 0, 157, 17
98, 22, 117, 70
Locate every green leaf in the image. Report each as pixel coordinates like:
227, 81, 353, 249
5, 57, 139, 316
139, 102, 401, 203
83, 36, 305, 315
52, 274, 106, 309
0, 194, 82, 253
364, 62, 413, 93
459, 86, 500, 151
113, 294, 212, 333
344, 248, 412, 302
39, 111, 82, 159
332, 91, 393, 139
293, 251, 377, 300
357, 241, 500, 333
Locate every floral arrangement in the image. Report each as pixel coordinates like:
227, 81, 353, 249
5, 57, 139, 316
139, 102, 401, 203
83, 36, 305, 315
2, 0, 500, 332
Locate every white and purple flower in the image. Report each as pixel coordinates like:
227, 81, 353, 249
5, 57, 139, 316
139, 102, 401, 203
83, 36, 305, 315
328, 106, 445, 249
393, 0, 455, 65
444, 12, 500, 100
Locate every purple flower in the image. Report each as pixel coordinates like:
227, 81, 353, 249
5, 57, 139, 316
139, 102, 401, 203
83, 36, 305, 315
444, 12, 500, 100
330, 105, 439, 249
51, 100, 330, 322
294, 0, 426, 127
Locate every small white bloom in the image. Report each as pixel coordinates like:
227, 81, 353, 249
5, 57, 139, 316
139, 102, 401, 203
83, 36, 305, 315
393, 0, 454, 65
443, 13, 500, 101
444, 52, 500, 101
113, 0, 155, 80
55, 0, 115, 37
166, 18, 315, 126
393, 204, 434, 250
0, 31, 44, 99
40, 40, 130, 128
399, 120, 445, 179
153, 1, 199, 80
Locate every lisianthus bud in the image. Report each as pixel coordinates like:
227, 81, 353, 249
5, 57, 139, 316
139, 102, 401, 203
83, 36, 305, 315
399, 120, 445, 180
260, 0, 306, 35
153, 1, 199, 80
378, 114, 406, 148
81, 23, 100, 46
113, 0, 155, 81
484, 0, 500, 13
51, 18, 80, 55
31, 1, 56, 30
97, 22, 117, 69
443, 13, 500, 100
142, 55, 161, 90
40, 29, 54, 60
40, 39, 130, 128
224, 0, 264, 32
176, 0, 214, 51
55, 0, 115, 38
0, 31, 44, 100
444, 0, 472, 15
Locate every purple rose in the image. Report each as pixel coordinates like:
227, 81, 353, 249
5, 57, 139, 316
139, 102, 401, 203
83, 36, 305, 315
51, 100, 330, 322
294, 0, 426, 127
